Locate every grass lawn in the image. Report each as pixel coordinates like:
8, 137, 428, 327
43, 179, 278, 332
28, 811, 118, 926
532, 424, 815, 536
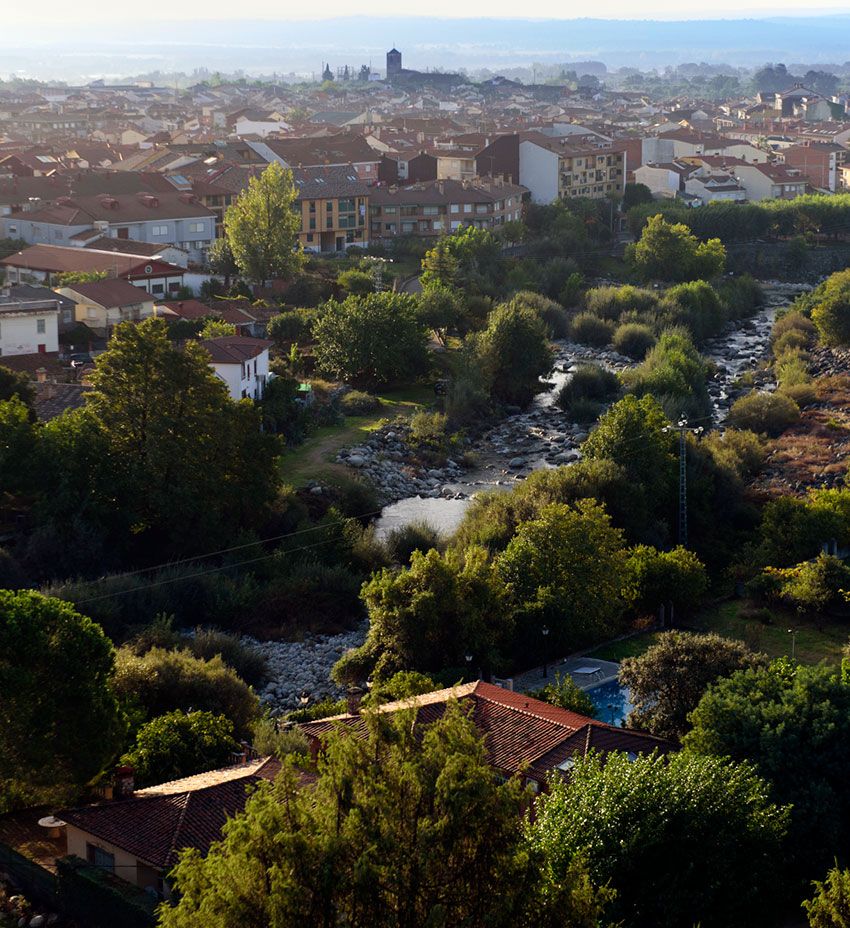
587, 632, 663, 663
690, 600, 848, 665
280, 383, 435, 488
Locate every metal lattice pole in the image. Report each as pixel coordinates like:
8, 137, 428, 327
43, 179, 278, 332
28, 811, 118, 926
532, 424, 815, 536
663, 417, 704, 548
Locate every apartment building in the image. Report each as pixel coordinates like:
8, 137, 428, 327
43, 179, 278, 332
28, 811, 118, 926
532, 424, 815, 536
292, 165, 370, 252
519, 134, 625, 204
369, 178, 526, 240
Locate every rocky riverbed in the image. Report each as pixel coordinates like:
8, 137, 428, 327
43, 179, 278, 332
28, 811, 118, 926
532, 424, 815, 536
245, 625, 366, 712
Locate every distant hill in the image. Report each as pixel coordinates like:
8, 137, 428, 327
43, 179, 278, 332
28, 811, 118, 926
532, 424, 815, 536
3, 15, 850, 80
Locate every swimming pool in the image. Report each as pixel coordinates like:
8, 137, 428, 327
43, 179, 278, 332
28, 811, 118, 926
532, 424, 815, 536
588, 679, 633, 727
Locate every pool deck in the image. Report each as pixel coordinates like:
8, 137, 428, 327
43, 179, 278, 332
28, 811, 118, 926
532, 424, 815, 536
510, 656, 620, 694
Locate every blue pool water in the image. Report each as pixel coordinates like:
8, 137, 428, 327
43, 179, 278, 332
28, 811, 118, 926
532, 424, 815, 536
588, 680, 633, 727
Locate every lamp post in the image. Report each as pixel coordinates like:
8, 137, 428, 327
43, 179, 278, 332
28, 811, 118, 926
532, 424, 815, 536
465, 652, 473, 680
788, 628, 798, 661
541, 625, 550, 678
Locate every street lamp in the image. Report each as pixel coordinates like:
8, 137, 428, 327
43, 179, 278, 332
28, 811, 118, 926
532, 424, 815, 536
465, 652, 473, 680
298, 691, 310, 709
541, 625, 550, 678
788, 628, 798, 661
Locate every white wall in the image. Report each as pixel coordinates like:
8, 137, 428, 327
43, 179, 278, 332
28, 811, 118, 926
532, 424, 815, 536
0, 310, 59, 356
210, 349, 269, 401
519, 141, 559, 205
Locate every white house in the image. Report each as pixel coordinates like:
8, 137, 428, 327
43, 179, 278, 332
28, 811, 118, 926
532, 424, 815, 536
201, 336, 272, 401
633, 162, 689, 198
734, 163, 808, 201
0, 288, 60, 357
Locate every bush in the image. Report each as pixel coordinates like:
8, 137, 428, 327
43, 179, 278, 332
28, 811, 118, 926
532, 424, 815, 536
585, 285, 658, 322
772, 310, 816, 347
113, 647, 260, 738
340, 390, 380, 415
779, 382, 817, 407
284, 275, 334, 307
775, 351, 811, 388
122, 709, 238, 787
557, 364, 619, 415
510, 290, 570, 338
613, 322, 656, 359
189, 627, 268, 687
267, 309, 317, 346
385, 520, 446, 565
570, 313, 614, 346
728, 391, 800, 437
530, 673, 597, 717
803, 866, 850, 928
337, 269, 375, 295
251, 717, 310, 759
717, 274, 764, 321
774, 328, 812, 355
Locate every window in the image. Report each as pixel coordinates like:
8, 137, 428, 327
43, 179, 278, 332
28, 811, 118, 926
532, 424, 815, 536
326, 201, 333, 212
152, 284, 164, 295
463, 204, 472, 214
86, 844, 115, 873
151, 225, 168, 236
36, 318, 46, 334
401, 221, 415, 233
384, 206, 397, 215
450, 204, 460, 213
309, 201, 316, 213
422, 206, 439, 216
189, 222, 205, 233
306, 233, 314, 242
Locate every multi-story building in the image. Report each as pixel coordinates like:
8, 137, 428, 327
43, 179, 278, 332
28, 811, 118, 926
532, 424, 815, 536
734, 163, 809, 201
519, 134, 625, 204
369, 178, 526, 240
0, 287, 60, 357
781, 142, 848, 192
292, 165, 370, 253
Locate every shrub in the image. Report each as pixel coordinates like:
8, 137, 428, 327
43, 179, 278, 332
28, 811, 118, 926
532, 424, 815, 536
284, 275, 334, 307
585, 285, 658, 321
717, 274, 764, 321
286, 696, 347, 722
251, 717, 310, 758
779, 382, 817, 407
613, 322, 656, 359
113, 647, 260, 738
772, 310, 816, 346
341, 390, 380, 415
775, 352, 811, 388
803, 866, 850, 928
267, 309, 316, 346
337, 269, 375, 295
385, 520, 446, 565
557, 364, 619, 415
728, 391, 800, 437
510, 290, 569, 338
570, 313, 614, 346
189, 627, 268, 687
773, 328, 812, 355
568, 398, 606, 423
530, 673, 597, 717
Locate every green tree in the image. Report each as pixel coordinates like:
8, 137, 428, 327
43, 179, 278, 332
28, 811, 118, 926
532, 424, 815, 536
417, 284, 463, 345
337, 268, 375, 295
160, 705, 611, 928
0, 397, 39, 494
619, 630, 765, 741
0, 364, 35, 409
495, 500, 627, 657
420, 238, 459, 289
530, 673, 597, 717
55, 270, 109, 285
360, 670, 437, 707
770, 553, 850, 614
223, 161, 305, 285
474, 299, 553, 407
123, 710, 238, 787
621, 545, 709, 619
810, 269, 850, 346
628, 214, 726, 282
313, 292, 429, 387
71, 316, 279, 557
207, 236, 239, 287
113, 646, 260, 738
804, 867, 850, 928
198, 318, 237, 339
334, 546, 510, 684
0, 591, 125, 811
529, 750, 788, 928
622, 182, 654, 211
685, 660, 850, 881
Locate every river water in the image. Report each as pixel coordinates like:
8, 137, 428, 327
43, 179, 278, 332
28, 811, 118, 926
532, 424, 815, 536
372, 284, 804, 539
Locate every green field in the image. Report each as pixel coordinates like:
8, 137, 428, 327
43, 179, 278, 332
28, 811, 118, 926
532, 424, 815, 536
280, 384, 435, 487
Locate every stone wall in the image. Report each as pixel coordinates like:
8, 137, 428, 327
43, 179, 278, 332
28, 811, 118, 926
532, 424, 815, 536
726, 242, 850, 282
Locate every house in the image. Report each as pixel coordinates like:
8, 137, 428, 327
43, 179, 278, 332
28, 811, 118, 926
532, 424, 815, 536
1, 192, 216, 265
3, 283, 77, 332
633, 162, 691, 198
369, 178, 525, 241
518, 134, 626, 204
291, 165, 370, 253
734, 163, 808, 201
0, 287, 60, 357
246, 135, 382, 183
230, 109, 292, 139
56, 279, 156, 337
200, 335, 272, 400
56, 681, 669, 897
781, 143, 848, 192
1, 244, 185, 298
60, 758, 284, 899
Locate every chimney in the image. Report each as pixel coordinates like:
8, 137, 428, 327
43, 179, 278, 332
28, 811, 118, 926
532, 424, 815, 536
114, 764, 135, 798
346, 686, 365, 715
35, 367, 48, 383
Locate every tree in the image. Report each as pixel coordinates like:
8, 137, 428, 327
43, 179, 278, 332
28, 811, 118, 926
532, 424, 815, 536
769, 553, 850, 614
123, 710, 238, 787
68, 316, 279, 558
495, 500, 627, 658
810, 269, 850, 346
804, 867, 850, 928
113, 646, 260, 738
474, 299, 553, 407
312, 292, 429, 387
685, 660, 850, 881
0, 591, 125, 810
622, 182, 654, 211
55, 270, 108, 285
621, 545, 709, 621
0, 364, 34, 410
337, 268, 375, 296
360, 670, 437, 707
628, 214, 726, 282
420, 238, 459, 290
529, 750, 788, 928
198, 318, 237, 339
223, 161, 305, 285
160, 705, 611, 928
334, 546, 511, 685
416, 284, 463, 345
530, 673, 597, 717
207, 237, 239, 288
0, 397, 39, 495
619, 630, 765, 740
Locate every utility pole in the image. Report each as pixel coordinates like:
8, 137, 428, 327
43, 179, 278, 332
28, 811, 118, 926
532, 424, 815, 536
662, 417, 704, 548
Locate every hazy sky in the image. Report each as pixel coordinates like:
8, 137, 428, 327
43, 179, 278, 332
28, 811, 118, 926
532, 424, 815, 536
5, 0, 850, 22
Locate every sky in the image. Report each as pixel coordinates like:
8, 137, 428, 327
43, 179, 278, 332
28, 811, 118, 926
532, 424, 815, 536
4, 0, 850, 22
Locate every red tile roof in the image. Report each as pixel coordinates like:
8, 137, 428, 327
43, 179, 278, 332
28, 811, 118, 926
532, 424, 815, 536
199, 335, 272, 364
300, 680, 672, 782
